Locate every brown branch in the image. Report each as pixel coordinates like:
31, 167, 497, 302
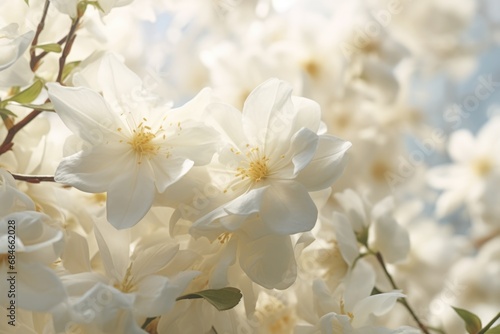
10, 172, 55, 183
1, 15, 83, 155
29, 0, 51, 71
375, 252, 431, 334
473, 229, 500, 249
30, 34, 69, 70
56, 17, 81, 84
0, 109, 43, 155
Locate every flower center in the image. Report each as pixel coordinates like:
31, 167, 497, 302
128, 125, 159, 160
217, 232, 232, 244
472, 157, 493, 177
255, 295, 296, 334
114, 264, 137, 293
235, 147, 270, 182
303, 59, 321, 78
340, 298, 355, 322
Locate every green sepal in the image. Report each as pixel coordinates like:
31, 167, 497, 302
62, 61, 81, 82
19, 102, 55, 112
86, 0, 105, 12
0, 108, 17, 118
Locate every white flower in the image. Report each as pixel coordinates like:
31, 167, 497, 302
0, 23, 34, 87
0, 169, 66, 312
50, 0, 135, 17
48, 54, 219, 229
0, 23, 33, 72
333, 189, 410, 264
193, 78, 351, 235
427, 117, 500, 218
297, 261, 417, 334
52, 221, 199, 333
313, 313, 420, 334
180, 78, 350, 288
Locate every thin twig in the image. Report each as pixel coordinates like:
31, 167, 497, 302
30, 34, 69, 70
375, 252, 431, 334
478, 312, 500, 334
29, 0, 51, 70
56, 17, 81, 83
0, 15, 82, 155
10, 172, 55, 183
0, 109, 43, 155
473, 229, 500, 249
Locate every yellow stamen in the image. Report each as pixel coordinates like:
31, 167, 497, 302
114, 264, 136, 293
128, 126, 159, 160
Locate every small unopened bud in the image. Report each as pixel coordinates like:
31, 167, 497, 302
77, 1, 87, 18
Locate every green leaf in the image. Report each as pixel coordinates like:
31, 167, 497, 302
6, 80, 44, 104
19, 102, 55, 112
453, 306, 482, 334
0, 108, 17, 118
62, 61, 81, 82
24, 0, 29, 5
485, 325, 500, 334
176, 287, 242, 311
34, 43, 62, 53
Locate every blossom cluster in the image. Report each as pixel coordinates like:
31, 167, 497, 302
1, 0, 500, 333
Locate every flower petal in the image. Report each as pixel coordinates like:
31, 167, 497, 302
296, 135, 351, 191
99, 53, 143, 111
14, 262, 66, 312
343, 260, 376, 311
351, 291, 405, 327
151, 156, 194, 193
207, 102, 246, 147
318, 313, 353, 334
242, 78, 294, 147
426, 165, 466, 190
435, 189, 467, 218
333, 189, 368, 232
0, 25, 34, 71
135, 271, 200, 317
94, 219, 131, 280
47, 83, 122, 145
448, 129, 475, 163
131, 244, 179, 280
288, 127, 319, 175
239, 234, 296, 289
368, 213, 410, 264
332, 212, 359, 266
290, 96, 322, 134
106, 162, 156, 229
167, 124, 219, 165
54, 144, 131, 192
260, 181, 317, 235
